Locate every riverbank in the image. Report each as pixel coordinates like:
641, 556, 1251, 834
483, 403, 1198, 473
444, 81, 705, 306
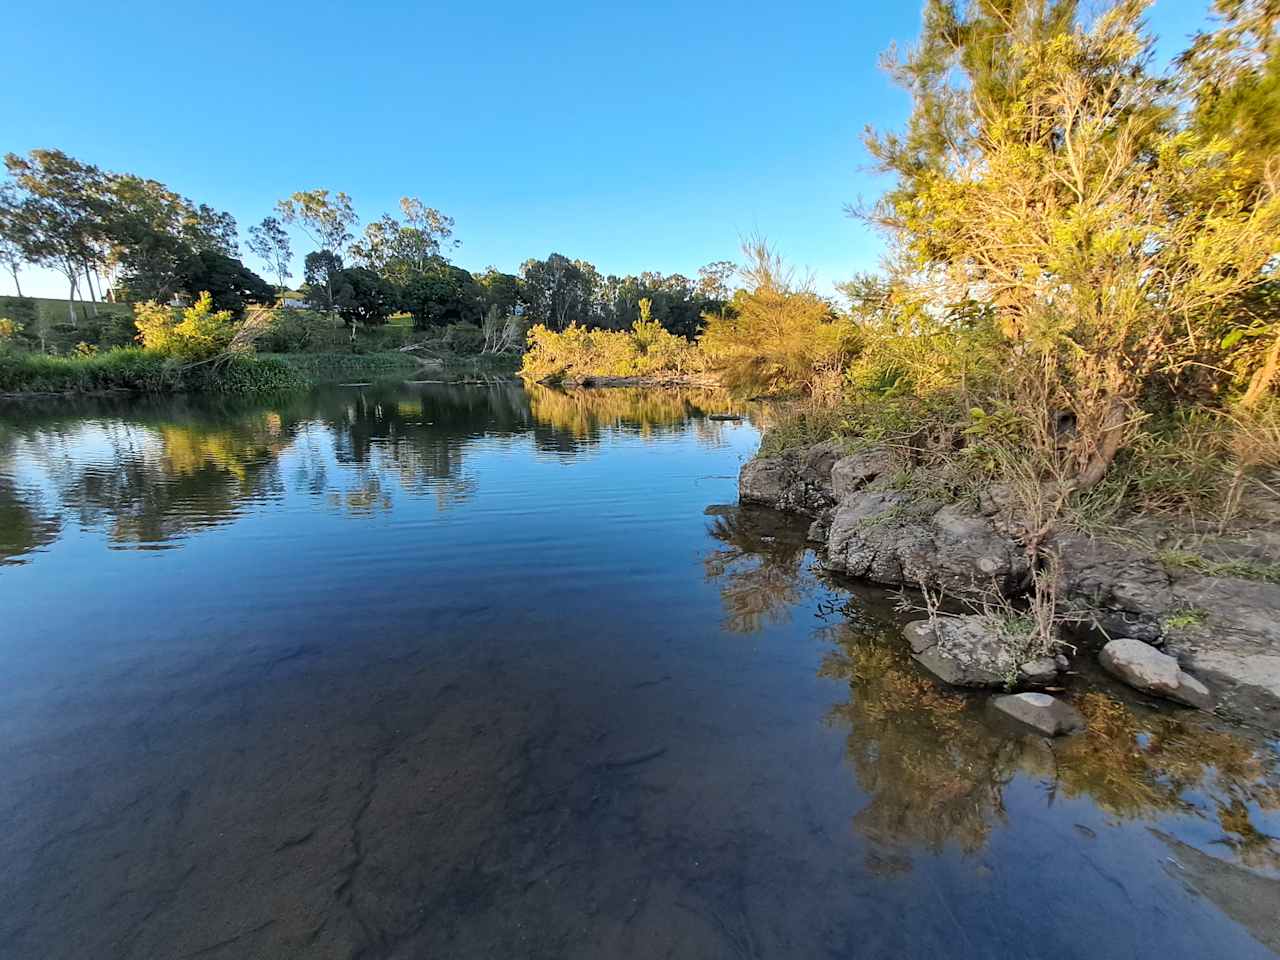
740, 438, 1280, 733
0, 348, 523, 397
0, 349, 306, 397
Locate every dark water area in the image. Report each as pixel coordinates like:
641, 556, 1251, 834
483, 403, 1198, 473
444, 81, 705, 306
1, 381, 1278, 959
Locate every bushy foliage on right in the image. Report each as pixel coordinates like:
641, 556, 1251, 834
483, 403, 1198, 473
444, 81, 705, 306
855, 0, 1280, 504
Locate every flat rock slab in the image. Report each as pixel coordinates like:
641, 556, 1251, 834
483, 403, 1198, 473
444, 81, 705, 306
1099, 638, 1213, 710
990, 693, 1085, 736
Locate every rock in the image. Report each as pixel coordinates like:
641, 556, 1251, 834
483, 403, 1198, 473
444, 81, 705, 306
906, 615, 1063, 688
831, 448, 892, 500
1098, 638, 1214, 710
990, 693, 1085, 736
737, 441, 844, 517
902, 620, 936, 654
1018, 657, 1060, 688
806, 508, 835, 544
824, 493, 1029, 596
1053, 533, 1173, 640
739, 456, 793, 508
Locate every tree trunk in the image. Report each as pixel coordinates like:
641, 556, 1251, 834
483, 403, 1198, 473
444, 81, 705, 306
66, 269, 78, 325
1073, 400, 1129, 491
1241, 329, 1280, 409
9, 265, 21, 298
83, 263, 99, 315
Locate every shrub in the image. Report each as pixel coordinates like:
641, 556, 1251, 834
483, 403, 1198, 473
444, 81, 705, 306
519, 315, 703, 383
700, 241, 856, 397
442, 322, 485, 355
134, 292, 238, 361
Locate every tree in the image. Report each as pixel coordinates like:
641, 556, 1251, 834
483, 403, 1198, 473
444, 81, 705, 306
697, 260, 737, 302
862, 0, 1280, 486
277, 190, 357, 319
476, 267, 523, 315
334, 266, 395, 327
350, 197, 458, 285
303, 250, 344, 312
700, 239, 854, 395
246, 216, 292, 293
3, 149, 107, 322
1179, 0, 1280, 197
99, 172, 238, 304
520, 253, 599, 330
399, 260, 483, 329
0, 187, 28, 296
176, 250, 274, 316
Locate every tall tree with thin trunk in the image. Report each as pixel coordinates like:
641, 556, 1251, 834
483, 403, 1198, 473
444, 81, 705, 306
247, 216, 293, 295
276, 190, 357, 322
3, 150, 106, 322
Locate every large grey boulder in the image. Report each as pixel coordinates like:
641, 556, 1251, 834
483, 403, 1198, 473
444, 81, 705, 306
825, 493, 1030, 596
906, 615, 1064, 689
831, 448, 892, 500
1053, 533, 1172, 642
738, 441, 846, 516
990, 693, 1085, 736
1098, 638, 1213, 710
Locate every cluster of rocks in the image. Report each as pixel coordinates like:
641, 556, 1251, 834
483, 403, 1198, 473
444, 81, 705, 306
740, 440, 1280, 731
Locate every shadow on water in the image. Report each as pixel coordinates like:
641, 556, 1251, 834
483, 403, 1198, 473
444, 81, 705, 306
1, 381, 1278, 959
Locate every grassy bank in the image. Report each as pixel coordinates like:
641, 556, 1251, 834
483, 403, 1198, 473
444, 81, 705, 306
0, 349, 306, 396
268, 351, 422, 383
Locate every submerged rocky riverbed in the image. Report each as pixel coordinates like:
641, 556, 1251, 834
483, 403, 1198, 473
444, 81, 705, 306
2, 382, 1278, 958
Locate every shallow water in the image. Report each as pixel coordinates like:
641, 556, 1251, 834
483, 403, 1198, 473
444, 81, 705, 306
1, 381, 1278, 959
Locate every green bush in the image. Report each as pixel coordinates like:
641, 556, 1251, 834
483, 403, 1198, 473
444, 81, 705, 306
0, 348, 305, 395
443, 322, 485, 355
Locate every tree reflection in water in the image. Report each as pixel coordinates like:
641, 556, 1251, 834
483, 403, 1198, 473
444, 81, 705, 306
0, 381, 756, 560
704, 502, 1280, 873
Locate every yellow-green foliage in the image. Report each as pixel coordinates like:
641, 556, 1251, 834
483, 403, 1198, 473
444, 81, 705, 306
700, 242, 857, 397
520, 306, 704, 383
134, 292, 238, 362
0, 318, 20, 347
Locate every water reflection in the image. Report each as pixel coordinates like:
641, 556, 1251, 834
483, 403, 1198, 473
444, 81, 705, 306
705, 504, 1280, 875
0, 381, 753, 560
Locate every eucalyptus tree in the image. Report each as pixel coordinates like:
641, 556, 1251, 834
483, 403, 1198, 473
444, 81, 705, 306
3, 149, 108, 322
350, 196, 458, 286
277, 190, 357, 320
246, 216, 292, 294
0, 187, 28, 296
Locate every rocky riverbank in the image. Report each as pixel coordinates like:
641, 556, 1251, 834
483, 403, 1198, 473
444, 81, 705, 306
740, 440, 1280, 732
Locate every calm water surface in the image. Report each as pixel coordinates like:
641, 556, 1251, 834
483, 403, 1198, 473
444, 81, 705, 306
1, 381, 1278, 959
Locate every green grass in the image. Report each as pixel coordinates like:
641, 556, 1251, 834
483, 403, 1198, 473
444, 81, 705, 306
267, 351, 422, 383
1156, 549, 1280, 585
0, 349, 305, 395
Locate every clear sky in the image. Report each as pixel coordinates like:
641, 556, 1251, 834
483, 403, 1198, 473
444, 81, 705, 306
4, 0, 1211, 300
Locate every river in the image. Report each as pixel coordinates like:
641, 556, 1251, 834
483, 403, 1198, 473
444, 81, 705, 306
1, 380, 1278, 958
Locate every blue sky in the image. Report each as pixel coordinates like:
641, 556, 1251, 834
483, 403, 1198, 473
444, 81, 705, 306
4, 0, 1210, 300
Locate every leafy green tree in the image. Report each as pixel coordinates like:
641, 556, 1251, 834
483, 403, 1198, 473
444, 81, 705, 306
1179, 0, 1279, 196
399, 261, 483, 329
0, 187, 28, 297
520, 253, 601, 330
476, 267, 523, 316
99, 172, 238, 304
303, 250, 344, 312
862, 0, 1280, 485
334, 266, 395, 327
176, 250, 274, 316
246, 216, 292, 293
